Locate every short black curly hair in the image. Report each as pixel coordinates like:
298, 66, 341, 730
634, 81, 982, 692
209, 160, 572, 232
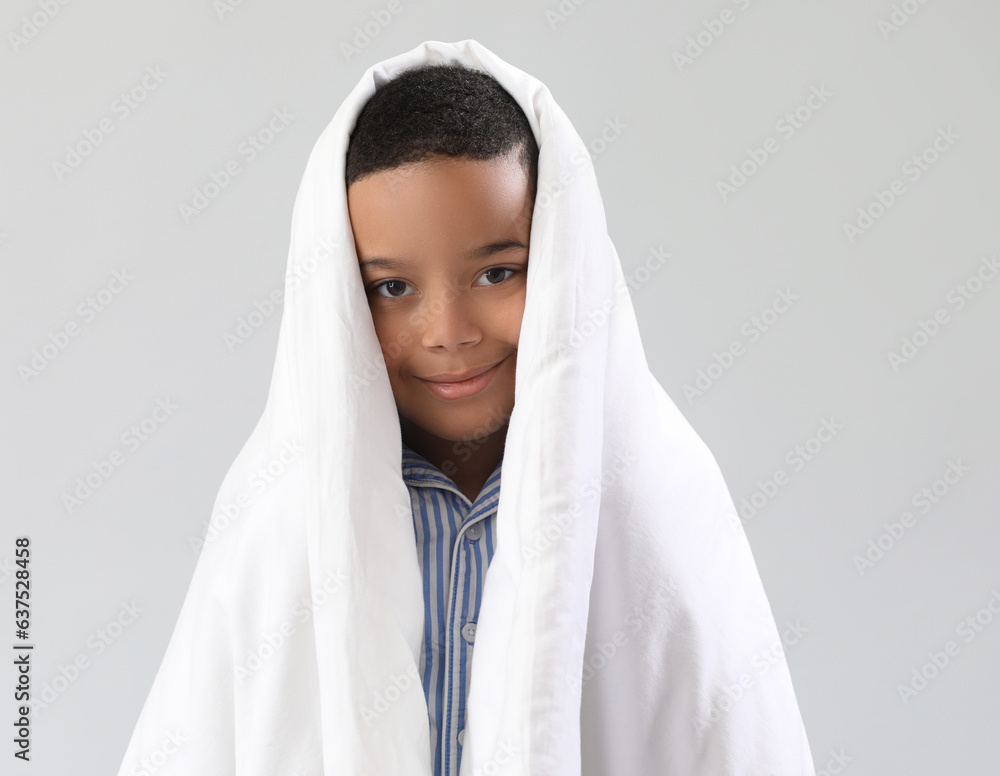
345, 62, 538, 193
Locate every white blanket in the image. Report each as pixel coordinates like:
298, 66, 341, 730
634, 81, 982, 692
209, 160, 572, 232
116, 38, 816, 776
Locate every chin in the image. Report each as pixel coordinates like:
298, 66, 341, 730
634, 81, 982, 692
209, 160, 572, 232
409, 402, 513, 444
431, 416, 502, 444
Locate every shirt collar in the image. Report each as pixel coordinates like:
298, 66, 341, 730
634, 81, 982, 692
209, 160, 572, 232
401, 440, 503, 510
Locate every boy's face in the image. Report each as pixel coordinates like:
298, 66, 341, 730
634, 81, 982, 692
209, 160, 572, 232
347, 153, 534, 448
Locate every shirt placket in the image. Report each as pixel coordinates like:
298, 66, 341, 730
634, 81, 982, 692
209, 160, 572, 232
441, 508, 488, 776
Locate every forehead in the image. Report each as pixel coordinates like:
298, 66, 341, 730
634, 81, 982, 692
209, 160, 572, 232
346, 155, 533, 261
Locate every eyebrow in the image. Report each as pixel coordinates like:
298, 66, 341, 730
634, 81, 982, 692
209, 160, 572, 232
358, 239, 528, 271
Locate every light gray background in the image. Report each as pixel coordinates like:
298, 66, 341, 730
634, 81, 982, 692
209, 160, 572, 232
3, 1, 999, 774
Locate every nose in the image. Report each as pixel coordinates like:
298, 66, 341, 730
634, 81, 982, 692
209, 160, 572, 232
417, 286, 482, 351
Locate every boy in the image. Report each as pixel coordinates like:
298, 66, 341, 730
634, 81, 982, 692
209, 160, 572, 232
345, 63, 537, 776
116, 40, 817, 776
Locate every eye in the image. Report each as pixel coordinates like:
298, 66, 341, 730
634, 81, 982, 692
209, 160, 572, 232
474, 267, 518, 286
368, 267, 520, 299
370, 279, 415, 299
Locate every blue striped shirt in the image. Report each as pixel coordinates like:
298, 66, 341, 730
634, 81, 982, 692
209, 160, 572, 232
402, 441, 503, 776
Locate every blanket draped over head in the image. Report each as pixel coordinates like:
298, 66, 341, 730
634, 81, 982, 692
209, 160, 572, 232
117, 38, 816, 776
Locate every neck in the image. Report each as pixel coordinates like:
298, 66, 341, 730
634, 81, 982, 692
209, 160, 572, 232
400, 415, 507, 502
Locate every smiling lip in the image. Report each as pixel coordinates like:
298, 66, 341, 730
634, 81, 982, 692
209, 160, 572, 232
417, 357, 506, 400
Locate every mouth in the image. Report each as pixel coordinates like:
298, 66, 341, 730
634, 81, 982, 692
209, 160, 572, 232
417, 356, 508, 401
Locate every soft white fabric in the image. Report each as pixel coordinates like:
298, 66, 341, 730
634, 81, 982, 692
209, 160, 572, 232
116, 38, 816, 776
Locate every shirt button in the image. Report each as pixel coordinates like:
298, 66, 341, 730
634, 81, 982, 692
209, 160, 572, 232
461, 622, 477, 643
457, 728, 465, 746
465, 523, 482, 540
